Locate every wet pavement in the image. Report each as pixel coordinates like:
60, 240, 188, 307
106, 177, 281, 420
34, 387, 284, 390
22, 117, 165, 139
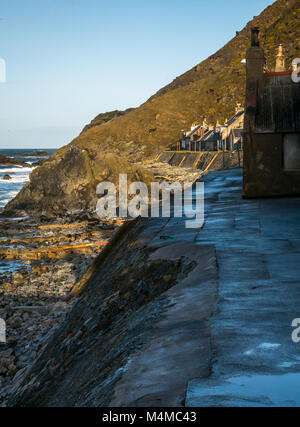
111, 168, 300, 406
186, 168, 300, 407
109, 168, 300, 406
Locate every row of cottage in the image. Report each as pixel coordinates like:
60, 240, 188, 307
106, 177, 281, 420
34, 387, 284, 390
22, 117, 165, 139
170, 30, 300, 200
178, 104, 244, 152
179, 28, 300, 198
177, 38, 299, 156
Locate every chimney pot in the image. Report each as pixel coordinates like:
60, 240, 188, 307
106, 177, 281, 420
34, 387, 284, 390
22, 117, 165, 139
275, 44, 285, 72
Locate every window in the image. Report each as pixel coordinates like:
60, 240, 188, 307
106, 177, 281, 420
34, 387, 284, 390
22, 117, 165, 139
284, 134, 300, 170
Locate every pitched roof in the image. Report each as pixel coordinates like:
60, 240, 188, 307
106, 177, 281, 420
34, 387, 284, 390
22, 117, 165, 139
225, 110, 244, 127
186, 124, 202, 137
200, 129, 217, 142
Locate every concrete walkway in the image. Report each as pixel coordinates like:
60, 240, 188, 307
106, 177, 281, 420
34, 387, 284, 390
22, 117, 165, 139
112, 168, 300, 406
186, 168, 300, 407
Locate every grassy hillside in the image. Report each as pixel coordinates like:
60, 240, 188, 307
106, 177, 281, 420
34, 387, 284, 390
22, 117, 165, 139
5, 0, 300, 215
77, 0, 299, 156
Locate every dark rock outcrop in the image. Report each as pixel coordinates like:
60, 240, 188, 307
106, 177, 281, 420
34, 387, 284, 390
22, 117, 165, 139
16, 151, 49, 158
2, 175, 12, 181
0, 155, 29, 167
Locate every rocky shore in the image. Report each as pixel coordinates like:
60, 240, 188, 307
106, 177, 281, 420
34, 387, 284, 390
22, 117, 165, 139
0, 154, 30, 168
0, 214, 122, 405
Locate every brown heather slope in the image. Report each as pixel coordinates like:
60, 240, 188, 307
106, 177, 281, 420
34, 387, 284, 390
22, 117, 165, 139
5, 0, 300, 215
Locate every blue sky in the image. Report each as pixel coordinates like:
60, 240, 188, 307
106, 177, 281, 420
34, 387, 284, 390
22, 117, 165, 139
0, 0, 273, 149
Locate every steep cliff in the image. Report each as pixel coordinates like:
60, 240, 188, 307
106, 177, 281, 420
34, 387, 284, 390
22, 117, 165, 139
5, 0, 300, 215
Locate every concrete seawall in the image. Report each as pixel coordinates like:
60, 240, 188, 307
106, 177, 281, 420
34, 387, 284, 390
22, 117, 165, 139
157, 151, 243, 173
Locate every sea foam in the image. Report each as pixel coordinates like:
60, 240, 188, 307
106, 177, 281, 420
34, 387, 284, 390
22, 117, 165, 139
0, 166, 34, 207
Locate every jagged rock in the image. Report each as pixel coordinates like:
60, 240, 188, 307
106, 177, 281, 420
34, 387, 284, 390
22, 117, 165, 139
0, 155, 29, 167
2, 175, 12, 181
16, 151, 49, 158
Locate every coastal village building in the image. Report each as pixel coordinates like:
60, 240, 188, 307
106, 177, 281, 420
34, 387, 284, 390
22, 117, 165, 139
198, 127, 221, 151
226, 128, 244, 151
221, 104, 244, 151
243, 28, 300, 198
180, 119, 209, 151
179, 105, 244, 152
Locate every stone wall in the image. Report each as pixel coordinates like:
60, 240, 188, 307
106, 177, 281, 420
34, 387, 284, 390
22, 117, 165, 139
158, 151, 243, 172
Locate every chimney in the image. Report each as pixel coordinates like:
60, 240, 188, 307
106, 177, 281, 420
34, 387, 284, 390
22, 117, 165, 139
251, 27, 260, 47
245, 27, 265, 130
275, 44, 285, 72
246, 28, 265, 84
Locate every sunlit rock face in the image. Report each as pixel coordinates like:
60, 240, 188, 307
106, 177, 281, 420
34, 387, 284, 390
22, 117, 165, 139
5, 145, 153, 216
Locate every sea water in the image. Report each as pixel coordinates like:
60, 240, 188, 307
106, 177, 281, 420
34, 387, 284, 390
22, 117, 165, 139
0, 149, 56, 209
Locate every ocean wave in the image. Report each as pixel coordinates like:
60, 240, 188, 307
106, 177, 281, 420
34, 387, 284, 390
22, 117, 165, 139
20, 156, 48, 159
0, 190, 19, 199
0, 167, 34, 173
0, 166, 34, 207
0, 190, 19, 207
0, 175, 31, 184
0, 166, 34, 184
0, 150, 53, 209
